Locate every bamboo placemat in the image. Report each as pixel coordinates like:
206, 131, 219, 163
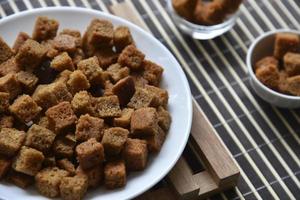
0, 0, 299, 199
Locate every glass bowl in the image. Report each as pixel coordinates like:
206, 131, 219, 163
167, 0, 239, 40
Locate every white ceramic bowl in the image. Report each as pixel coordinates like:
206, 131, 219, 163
247, 29, 300, 108
0, 7, 193, 200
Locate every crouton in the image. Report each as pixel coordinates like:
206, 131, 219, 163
124, 138, 148, 171
172, 0, 197, 20
57, 159, 75, 175
55, 69, 72, 84
104, 160, 126, 189
0, 74, 22, 100
50, 52, 75, 71
0, 157, 11, 179
112, 76, 135, 106
127, 87, 155, 109
274, 33, 300, 59
91, 95, 121, 118
60, 29, 82, 47
0, 92, 9, 113
53, 134, 76, 159
0, 115, 14, 128
255, 56, 279, 70
131, 72, 149, 88
43, 156, 56, 167
107, 63, 130, 83
145, 85, 168, 108
77, 56, 104, 85
102, 127, 128, 155
16, 71, 39, 93
94, 48, 119, 69
67, 70, 90, 95
0, 36, 14, 64
13, 32, 30, 53
131, 107, 158, 137
53, 34, 77, 53
118, 45, 145, 70
142, 60, 164, 86
157, 106, 171, 131
194, 1, 226, 25
76, 165, 103, 188
0, 57, 21, 77
59, 175, 88, 200
286, 75, 300, 96
32, 16, 59, 41
143, 126, 166, 152
7, 170, 33, 188
113, 26, 134, 52
255, 63, 279, 89
71, 91, 93, 115
283, 52, 300, 76
113, 108, 134, 128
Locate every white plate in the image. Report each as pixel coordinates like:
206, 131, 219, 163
0, 7, 192, 200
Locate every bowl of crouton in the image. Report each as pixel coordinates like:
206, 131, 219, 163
0, 7, 193, 200
247, 29, 300, 108
168, 0, 242, 39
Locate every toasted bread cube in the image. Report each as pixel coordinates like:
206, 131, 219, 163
0, 157, 11, 179
36, 116, 50, 129
25, 124, 56, 153
255, 56, 279, 70
15, 39, 47, 69
12, 146, 44, 176
113, 108, 134, 128
53, 34, 77, 54
0, 92, 9, 113
16, 71, 38, 93
46, 102, 77, 132
107, 63, 130, 83
0, 57, 21, 77
53, 134, 76, 159
77, 56, 104, 85
278, 71, 289, 94
0, 115, 14, 128
118, 45, 145, 70
194, 1, 226, 25
274, 33, 300, 59
7, 170, 33, 188
9, 95, 42, 123
143, 126, 166, 152
71, 91, 93, 115
103, 80, 114, 96
72, 48, 85, 65
0, 74, 22, 100
51, 52, 74, 71
104, 160, 126, 189
283, 52, 300, 76
142, 60, 164, 86
145, 85, 168, 108
113, 26, 134, 52
131, 72, 149, 88
255, 64, 279, 89
57, 159, 75, 175
131, 107, 158, 137
92, 95, 121, 118
86, 19, 114, 47
40, 39, 59, 58
13, 32, 30, 53
60, 175, 88, 200
76, 165, 103, 188
215, 0, 242, 14
55, 69, 72, 84
157, 106, 171, 131
172, 0, 197, 20
43, 156, 56, 167
60, 29, 82, 47
76, 138, 104, 170
35, 167, 69, 198
95, 48, 119, 69
75, 114, 105, 142
67, 70, 90, 95
127, 87, 155, 109
102, 127, 128, 155
124, 138, 148, 171
112, 76, 135, 106
0, 37, 13, 64
286, 75, 300, 96
32, 16, 59, 41
0, 128, 25, 157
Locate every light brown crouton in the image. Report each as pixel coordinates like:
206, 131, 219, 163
142, 60, 164, 86
50, 52, 74, 71
102, 127, 128, 156
13, 32, 30, 53
112, 76, 135, 106
274, 33, 300, 59
91, 95, 121, 118
104, 160, 126, 189
67, 70, 90, 95
113, 26, 134, 52
124, 138, 148, 171
0, 57, 21, 77
113, 108, 134, 128
59, 175, 88, 200
32, 16, 59, 42
0, 36, 14, 64
118, 45, 145, 70
0, 74, 22, 100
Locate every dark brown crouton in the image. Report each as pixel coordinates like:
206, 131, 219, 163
77, 56, 104, 85
145, 85, 168, 108
255, 63, 280, 89
142, 60, 164, 86
60, 29, 82, 47
274, 33, 300, 59
53, 34, 77, 53
12, 146, 44, 176
278, 70, 289, 94
59, 175, 88, 200
25, 124, 56, 153
94, 48, 119, 69
67, 70, 90, 95
113, 108, 134, 128
35, 167, 69, 198
43, 156, 56, 167
131, 72, 149, 88
50, 52, 75, 71
16, 71, 39, 93
102, 127, 128, 156
0, 74, 22, 100
0, 57, 21, 77
13, 32, 30, 53
57, 159, 75, 175
286, 75, 300, 96
112, 76, 135, 106
193, 1, 226, 25
0, 36, 14, 64
127, 87, 155, 109
91, 95, 121, 118
131, 107, 158, 137
0, 157, 11, 179
52, 133, 76, 159
75, 114, 105, 142
118, 45, 145, 70
0, 115, 14, 128
45, 101, 77, 132
255, 56, 279, 70
172, 0, 197, 21
9, 95, 42, 123
107, 63, 130, 83
76, 165, 103, 188
71, 91, 93, 115
143, 126, 166, 152
32, 16, 59, 42
15, 39, 47, 70
76, 138, 105, 170
124, 138, 148, 171
113, 26, 134, 52
157, 106, 171, 131
283, 52, 300, 76
0, 92, 9, 113
7, 170, 34, 188
104, 160, 126, 189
